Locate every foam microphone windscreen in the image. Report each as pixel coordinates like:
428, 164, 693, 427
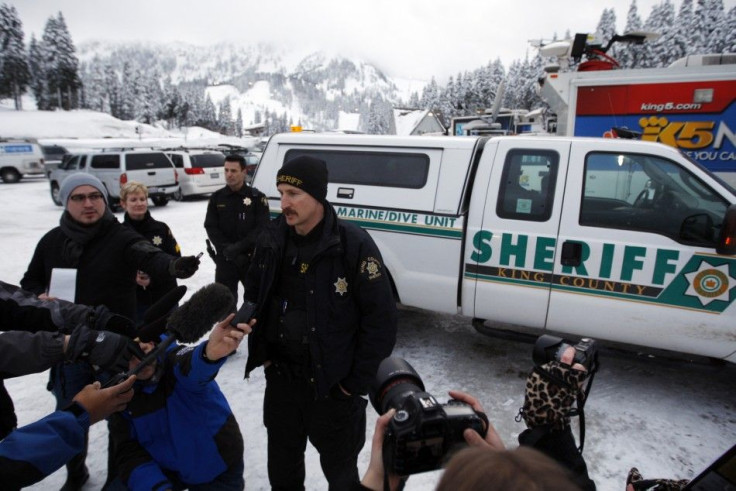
137, 285, 188, 342
143, 285, 188, 324
166, 283, 236, 343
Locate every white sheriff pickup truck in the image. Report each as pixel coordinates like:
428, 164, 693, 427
253, 133, 736, 362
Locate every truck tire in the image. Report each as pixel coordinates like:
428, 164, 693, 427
152, 196, 169, 207
50, 182, 62, 206
0, 168, 21, 183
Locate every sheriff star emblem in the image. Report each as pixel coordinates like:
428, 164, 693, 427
152, 235, 163, 246
334, 277, 348, 296
243, 197, 252, 206
360, 257, 383, 280
684, 261, 736, 306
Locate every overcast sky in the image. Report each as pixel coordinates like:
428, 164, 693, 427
12, 0, 736, 81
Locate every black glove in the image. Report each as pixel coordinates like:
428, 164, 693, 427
223, 243, 239, 262
67, 325, 145, 373
88, 305, 137, 338
169, 255, 200, 278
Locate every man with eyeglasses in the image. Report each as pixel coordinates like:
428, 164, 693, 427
20, 174, 201, 491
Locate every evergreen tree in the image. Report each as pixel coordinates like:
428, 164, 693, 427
674, 0, 695, 58
80, 57, 107, 112
41, 12, 82, 110
595, 8, 617, 47
218, 97, 233, 135
725, 6, 736, 52
704, 0, 727, 53
27, 35, 48, 109
615, 0, 644, 68
104, 63, 121, 118
0, 3, 30, 109
236, 108, 243, 137
647, 0, 679, 66
691, 0, 709, 53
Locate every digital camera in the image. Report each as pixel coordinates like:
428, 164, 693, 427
533, 334, 598, 370
369, 357, 487, 475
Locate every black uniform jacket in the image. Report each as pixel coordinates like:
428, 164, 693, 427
204, 183, 270, 259
244, 203, 398, 398
123, 211, 181, 307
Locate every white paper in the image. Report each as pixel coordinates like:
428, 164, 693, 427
48, 268, 77, 302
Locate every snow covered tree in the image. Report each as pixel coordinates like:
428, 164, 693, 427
235, 108, 243, 137
80, 57, 107, 112
691, 0, 709, 53
614, 0, 645, 68
704, 0, 727, 53
218, 97, 233, 135
361, 95, 393, 134
104, 63, 121, 118
726, 6, 736, 52
41, 12, 82, 110
0, 3, 30, 109
27, 35, 49, 109
595, 8, 617, 48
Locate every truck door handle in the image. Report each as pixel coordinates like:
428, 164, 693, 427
147, 171, 156, 175
560, 241, 582, 267
337, 187, 354, 199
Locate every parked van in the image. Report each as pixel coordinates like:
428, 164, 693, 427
254, 133, 736, 362
165, 149, 225, 199
0, 138, 45, 183
49, 149, 178, 207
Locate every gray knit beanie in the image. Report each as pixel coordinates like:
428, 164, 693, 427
59, 174, 109, 208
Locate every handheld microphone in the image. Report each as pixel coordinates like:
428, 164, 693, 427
137, 285, 188, 343
104, 283, 235, 386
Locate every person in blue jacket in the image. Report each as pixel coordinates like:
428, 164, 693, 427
106, 313, 249, 491
0, 329, 136, 490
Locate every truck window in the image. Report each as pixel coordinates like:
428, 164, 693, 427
63, 155, 86, 171
580, 152, 729, 246
284, 149, 429, 189
190, 153, 226, 168
91, 154, 120, 170
126, 153, 172, 170
496, 149, 558, 221
168, 154, 184, 168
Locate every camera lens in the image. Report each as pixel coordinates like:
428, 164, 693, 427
369, 357, 425, 414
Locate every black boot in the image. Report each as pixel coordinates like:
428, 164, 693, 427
60, 437, 89, 491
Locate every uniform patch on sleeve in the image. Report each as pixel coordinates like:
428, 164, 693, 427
360, 257, 383, 281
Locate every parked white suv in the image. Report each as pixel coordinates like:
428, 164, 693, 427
0, 138, 45, 183
165, 149, 225, 199
49, 149, 179, 207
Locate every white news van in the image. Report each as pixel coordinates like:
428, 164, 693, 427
0, 139, 45, 183
253, 133, 736, 362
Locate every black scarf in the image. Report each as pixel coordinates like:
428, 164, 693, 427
59, 209, 116, 266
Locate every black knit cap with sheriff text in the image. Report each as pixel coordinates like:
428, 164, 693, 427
276, 155, 328, 202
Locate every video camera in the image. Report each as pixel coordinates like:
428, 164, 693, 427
369, 357, 487, 475
533, 334, 598, 371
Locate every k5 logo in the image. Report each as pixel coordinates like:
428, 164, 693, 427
639, 116, 714, 149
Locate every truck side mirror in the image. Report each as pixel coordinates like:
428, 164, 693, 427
716, 204, 736, 255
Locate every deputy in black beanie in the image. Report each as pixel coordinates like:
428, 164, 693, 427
243, 155, 398, 490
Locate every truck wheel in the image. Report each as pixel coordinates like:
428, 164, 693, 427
152, 196, 169, 207
50, 182, 62, 206
173, 189, 183, 201
0, 168, 21, 183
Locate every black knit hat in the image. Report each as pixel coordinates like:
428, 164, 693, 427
276, 155, 328, 202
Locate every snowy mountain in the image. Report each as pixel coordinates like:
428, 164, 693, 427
77, 40, 426, 132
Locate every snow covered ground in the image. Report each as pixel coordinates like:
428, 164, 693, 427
0, 110, 734, 490
2, 177, 735, 491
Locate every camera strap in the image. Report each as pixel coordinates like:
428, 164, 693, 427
568, 353, 599, 453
